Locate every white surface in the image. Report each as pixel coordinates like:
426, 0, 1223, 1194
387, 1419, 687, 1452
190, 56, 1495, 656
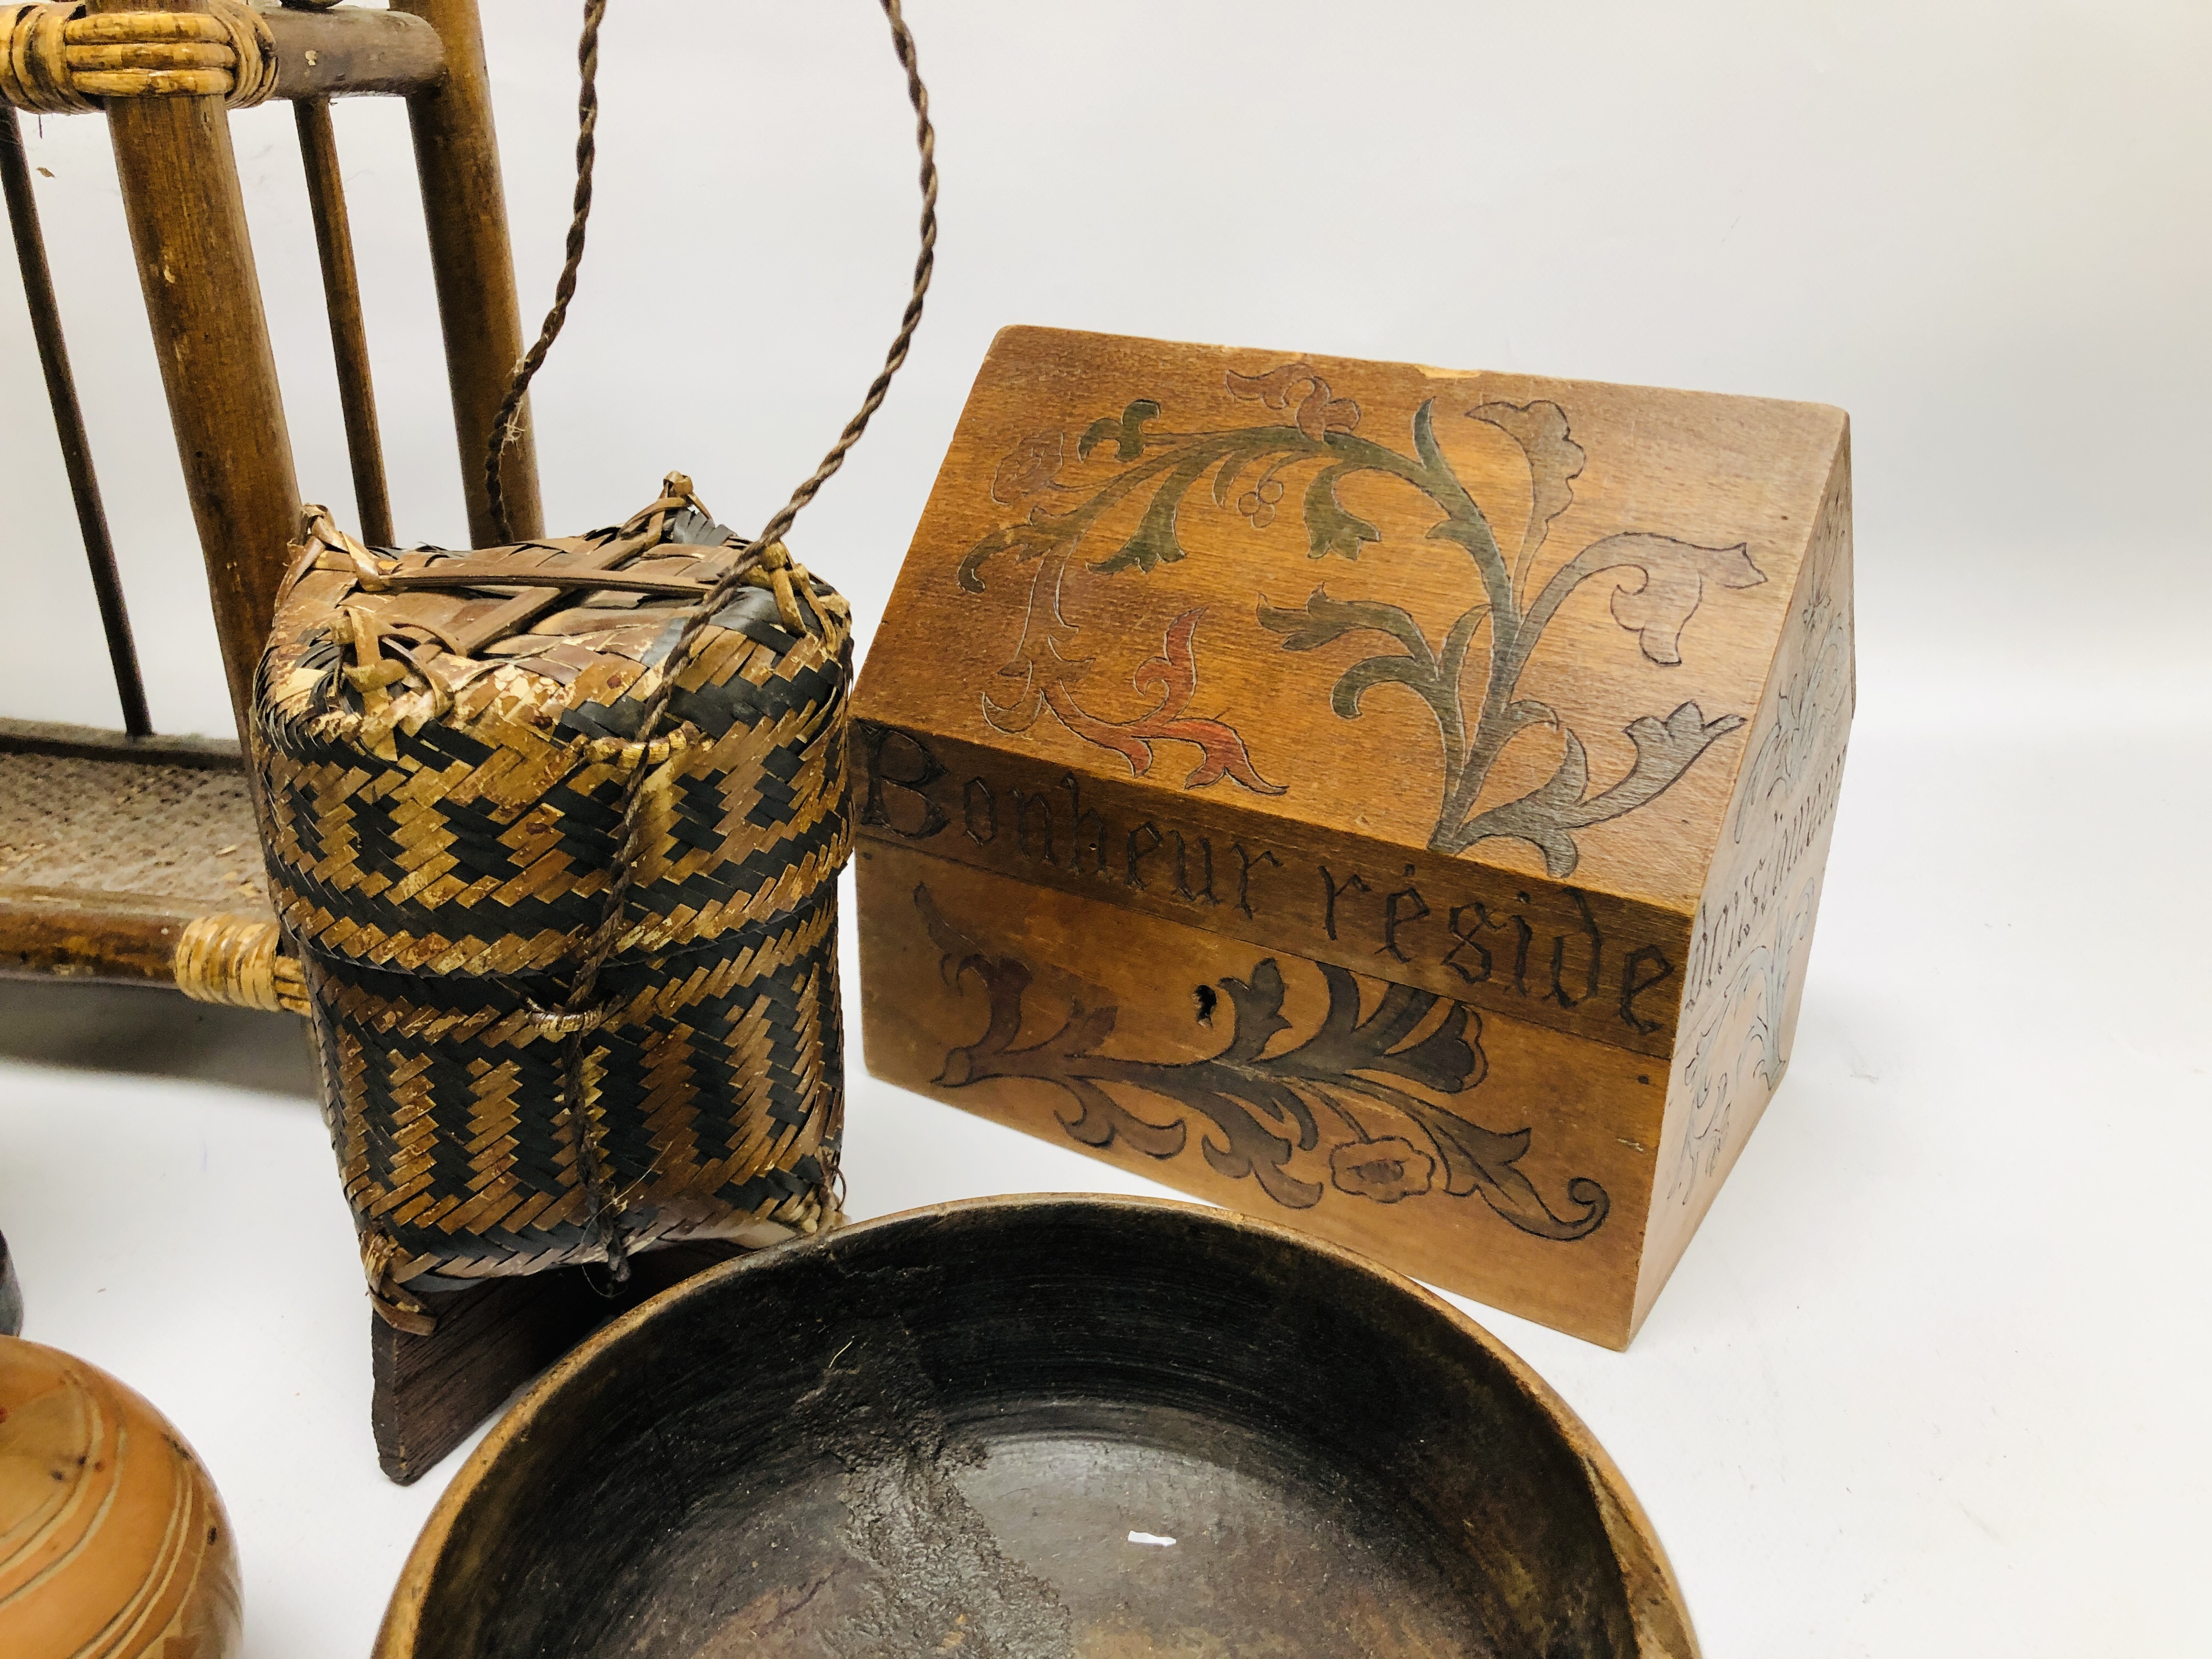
2, 2, 2208, 1654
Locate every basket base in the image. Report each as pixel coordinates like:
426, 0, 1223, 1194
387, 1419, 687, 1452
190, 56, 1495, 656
369, 1239, 746, 1483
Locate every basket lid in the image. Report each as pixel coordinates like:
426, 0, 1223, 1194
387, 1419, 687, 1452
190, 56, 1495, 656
253, 481, 854, 978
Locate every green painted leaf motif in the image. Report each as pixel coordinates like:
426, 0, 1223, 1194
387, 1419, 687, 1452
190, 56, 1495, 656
1211, 445, 1267, 506
1078, 397, 1163, 463
1437, 604, 1491, 693
1092, 453, 1213, 575
1411, 398, 1447, 479
967, 374, 1757, 960
1530, 533, 1767, 664
1254, 586, 1429, 656
1490, 730, 1591, 876
1466, 399, 1584, 566
1449, 701, 1748, 874
1331, 654, 1435, 720
1304, 463, 1380, 561
1255, 587, 1479, 770
956, 521, 1036, 592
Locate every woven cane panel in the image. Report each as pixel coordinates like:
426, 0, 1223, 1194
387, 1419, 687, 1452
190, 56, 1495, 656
255, 485, 853, 1290
0, 751, 268, 912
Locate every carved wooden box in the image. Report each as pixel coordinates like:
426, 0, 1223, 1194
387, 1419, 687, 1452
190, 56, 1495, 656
852, 328, 1853, 1346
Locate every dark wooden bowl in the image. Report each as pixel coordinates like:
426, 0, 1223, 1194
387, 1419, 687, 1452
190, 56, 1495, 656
378, 1197, 1696, 1658
0, 1229, 19, 1337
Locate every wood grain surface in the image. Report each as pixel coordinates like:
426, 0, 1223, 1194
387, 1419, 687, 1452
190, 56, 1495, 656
1633, 437, 1854, 1329
376, 1198, 1698, 1658
854, 328, 1854, 1345
859, 841, 1656, 1345
266, 2, 445, 102
857, 327, 1844, 912
0, 1335, 242, 1657
368, 1240, 746, 1485
92, 0, 301, 749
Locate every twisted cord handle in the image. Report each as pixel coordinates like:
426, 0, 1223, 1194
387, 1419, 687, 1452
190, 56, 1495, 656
484, 0, 938, 1278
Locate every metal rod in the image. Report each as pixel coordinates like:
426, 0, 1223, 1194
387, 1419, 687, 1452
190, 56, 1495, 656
295, 97, 394, 548
1, 104, 153, 736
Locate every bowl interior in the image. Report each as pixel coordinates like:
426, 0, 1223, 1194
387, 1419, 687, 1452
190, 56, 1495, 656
396, 1199, 1656, 1658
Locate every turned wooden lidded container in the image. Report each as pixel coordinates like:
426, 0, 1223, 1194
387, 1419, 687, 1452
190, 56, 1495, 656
853, 327, 1853, 1347
0, 1336, 242, 1657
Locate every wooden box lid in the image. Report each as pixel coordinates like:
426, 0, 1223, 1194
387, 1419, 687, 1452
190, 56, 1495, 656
855, 328, 1850, 1057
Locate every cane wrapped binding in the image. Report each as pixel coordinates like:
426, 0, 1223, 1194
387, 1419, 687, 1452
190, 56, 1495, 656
253, 478, 850, 1324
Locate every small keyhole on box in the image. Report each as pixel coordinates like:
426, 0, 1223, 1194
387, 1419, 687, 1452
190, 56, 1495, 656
1194, 984, 1218, 1026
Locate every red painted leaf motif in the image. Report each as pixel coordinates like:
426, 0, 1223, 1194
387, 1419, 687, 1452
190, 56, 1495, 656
1223, 362, 1313, 409
990, 432, 1065, 503
1225, 362, 1361, 438
1294, 379, 1360, 441
1041, 608, 1285, 794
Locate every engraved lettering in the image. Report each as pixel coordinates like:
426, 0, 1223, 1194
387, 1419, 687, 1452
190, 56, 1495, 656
1621, 945, 1674, 1034
1549, 888, 1605, 1008
1060, 772, 1108, 878
1381, 865, 1429, 963
1232, 843, 1280, 919
1173, 833, 1218, 906
1446, 903, 1498, 983
1510, 892, 1533, 996
1011, 789, 1054, 865
858, 723, 947, 839
1321, 865, 1370, 943
1125, 821, 1164, 890
1687, 740, 1848, 1007
961, 776, 996, 845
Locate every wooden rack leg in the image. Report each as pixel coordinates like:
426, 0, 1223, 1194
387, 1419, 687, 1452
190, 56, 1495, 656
369, 1241, 745, 1484
94, 0, 300, 748
390, 0, 544, 546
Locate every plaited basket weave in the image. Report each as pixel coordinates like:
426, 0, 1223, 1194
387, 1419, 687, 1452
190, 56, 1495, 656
253, 478, 850, 1327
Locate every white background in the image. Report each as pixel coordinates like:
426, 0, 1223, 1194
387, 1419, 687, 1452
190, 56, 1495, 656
2, 2, 2208, 1653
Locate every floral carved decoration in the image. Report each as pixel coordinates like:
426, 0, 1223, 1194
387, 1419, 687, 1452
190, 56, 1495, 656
966, 362, 1766, 876
1668, 876, 1819, 1206
919, 885, 1608, 1240
990, 432, 1068, 505
1733, 554, 1852, 847
983, 607, 1282, 793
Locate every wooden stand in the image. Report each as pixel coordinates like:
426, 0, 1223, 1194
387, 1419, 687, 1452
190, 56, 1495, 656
369, 1241, 746, 1484
1, 2, 579, 1483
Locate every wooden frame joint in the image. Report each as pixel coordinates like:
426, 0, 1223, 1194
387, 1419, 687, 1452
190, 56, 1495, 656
0, 2, 445, 111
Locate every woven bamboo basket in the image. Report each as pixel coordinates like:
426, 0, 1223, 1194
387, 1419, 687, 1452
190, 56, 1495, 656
253, 477, 851, 1328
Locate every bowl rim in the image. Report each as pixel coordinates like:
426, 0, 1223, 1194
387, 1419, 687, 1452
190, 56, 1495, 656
373, 1192, 1699, 1658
